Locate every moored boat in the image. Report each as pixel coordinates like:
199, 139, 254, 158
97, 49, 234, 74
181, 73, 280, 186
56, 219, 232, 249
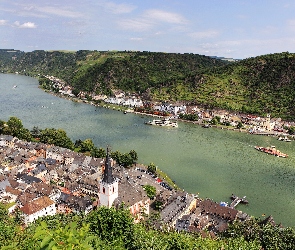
145, 118, 178, 127
278, 136, 292, 142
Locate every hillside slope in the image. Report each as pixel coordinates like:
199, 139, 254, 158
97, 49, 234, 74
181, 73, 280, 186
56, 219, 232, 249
185, 52, 295, 119
1, 50, 295, 119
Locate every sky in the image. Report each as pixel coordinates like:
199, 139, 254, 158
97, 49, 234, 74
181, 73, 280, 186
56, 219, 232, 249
1, 0, 295, 59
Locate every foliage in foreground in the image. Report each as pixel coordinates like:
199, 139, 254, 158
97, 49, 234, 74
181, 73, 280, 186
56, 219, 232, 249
0, 204, 261, 250
2, 203, 295, 249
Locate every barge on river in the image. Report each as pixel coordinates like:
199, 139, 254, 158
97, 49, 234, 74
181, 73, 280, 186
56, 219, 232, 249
254, 145, 288, 158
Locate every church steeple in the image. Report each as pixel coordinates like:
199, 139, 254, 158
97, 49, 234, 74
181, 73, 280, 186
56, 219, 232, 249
99, 146, 118, 208
102, 146, 114, 183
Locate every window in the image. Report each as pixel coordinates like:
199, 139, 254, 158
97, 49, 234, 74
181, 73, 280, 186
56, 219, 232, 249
103, 187, 105, 194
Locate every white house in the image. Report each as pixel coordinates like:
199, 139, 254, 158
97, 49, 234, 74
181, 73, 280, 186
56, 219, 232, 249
20, 196, 56, 225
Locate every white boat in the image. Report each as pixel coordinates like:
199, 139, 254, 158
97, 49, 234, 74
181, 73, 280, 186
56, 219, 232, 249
13, 85, 17, 89
145, 118, 178, 127
278, 136, 292, 142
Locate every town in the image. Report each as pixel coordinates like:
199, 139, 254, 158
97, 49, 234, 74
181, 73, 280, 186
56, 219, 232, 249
44, 75, 295, 139
0, 134, 255, 236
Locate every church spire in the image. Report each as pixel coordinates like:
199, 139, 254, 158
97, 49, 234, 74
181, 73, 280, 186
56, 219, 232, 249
102, 146, 114, 183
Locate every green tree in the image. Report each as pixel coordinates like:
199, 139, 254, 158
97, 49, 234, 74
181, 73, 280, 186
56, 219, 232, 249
129, 150, 138, 163
80, 139, 95, 153
147, 162, 157, 174
17, 128, 33, 141
0, 120, 5, 134
121, 153, 134, 167
4, 116, 23, 136
237, 121, 243, 129
0, 204, 17, 248
143, 185, 156, 199
288, 126, 295, 135
110, 150, 122, 165
30, 126, 41, 138
91, 147, 106, 158
86, 206, 134, 249
39, 128, 74, 149
33, 221, 97, 250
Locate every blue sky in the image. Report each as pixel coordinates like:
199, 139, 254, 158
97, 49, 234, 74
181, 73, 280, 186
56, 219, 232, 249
1, 0, 295, 59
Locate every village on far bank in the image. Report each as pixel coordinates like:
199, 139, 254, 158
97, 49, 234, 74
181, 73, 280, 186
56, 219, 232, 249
44, 75, 295, 139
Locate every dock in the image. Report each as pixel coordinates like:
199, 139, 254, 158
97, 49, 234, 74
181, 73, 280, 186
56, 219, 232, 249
230, 194, 248, 208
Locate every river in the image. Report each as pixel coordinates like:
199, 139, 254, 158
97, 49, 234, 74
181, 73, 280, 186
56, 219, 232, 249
1, 73, 295, 227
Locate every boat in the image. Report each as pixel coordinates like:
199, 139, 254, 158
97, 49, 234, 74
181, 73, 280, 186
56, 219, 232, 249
254, 145, 288, 158
145, 118, 178, 127
202, 124, 211, 128
278, 136, 292, 142
230, 194, 249, 204
13, 85, 17, 89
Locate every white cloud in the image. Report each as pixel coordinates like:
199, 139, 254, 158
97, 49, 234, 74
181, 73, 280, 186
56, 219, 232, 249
0, 20, 8, 25
7, 3, 82, 18
14, 21, 37, 28
33, 6, 82, 18
130, 37, 143, 41
117, 9, 187, 32
118, 18, 154, 32
143, 9, 187, 24
189, 30, 220, 39
100, 1, 136, 14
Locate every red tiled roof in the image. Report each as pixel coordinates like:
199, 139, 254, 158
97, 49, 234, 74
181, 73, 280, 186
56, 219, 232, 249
5, 186, 21, 196
20, 196, 54, 215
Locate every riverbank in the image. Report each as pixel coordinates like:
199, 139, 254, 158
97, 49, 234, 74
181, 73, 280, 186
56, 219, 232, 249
44, 88, 294, 142
3, 73, 295, 227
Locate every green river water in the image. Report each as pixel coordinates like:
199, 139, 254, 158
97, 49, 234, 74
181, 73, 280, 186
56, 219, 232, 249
1, 74, 295, 227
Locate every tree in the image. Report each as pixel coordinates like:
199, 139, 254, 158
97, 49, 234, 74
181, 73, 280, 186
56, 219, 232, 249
129, 150, 138, 164
91, 147, 106, 158
31, 126, 41, 138
236, 121, 243, 129
288, 126, 295, 135
0, 204, 17, 248
33, 221, 97, 250
86, 206, 134, 249
80, 139, 95, 153
39, 128, 74, 149
17, 128, 33, 141
0, 120, 5, 134
147, 162, 157, 174
120, 153, 134, 167
143, 185, 156, 199
110, 150, 122, 165
210, 117, 218, 125
4, 116, 23, 136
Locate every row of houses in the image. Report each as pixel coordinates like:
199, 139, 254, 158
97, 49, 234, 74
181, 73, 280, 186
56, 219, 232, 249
0, 135, 153, 225
0, 134, 104, 224
44, 74, 292, 135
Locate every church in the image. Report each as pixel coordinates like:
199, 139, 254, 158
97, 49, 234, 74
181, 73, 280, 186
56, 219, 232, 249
99, 148, 150, 222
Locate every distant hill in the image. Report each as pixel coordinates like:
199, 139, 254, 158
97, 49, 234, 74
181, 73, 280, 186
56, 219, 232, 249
1, 49, 295, 120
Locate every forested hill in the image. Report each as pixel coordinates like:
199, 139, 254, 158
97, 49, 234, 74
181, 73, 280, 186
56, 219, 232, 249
2, 49, 295, 119
0, 49, 228, 94
187, 52, 295, 120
